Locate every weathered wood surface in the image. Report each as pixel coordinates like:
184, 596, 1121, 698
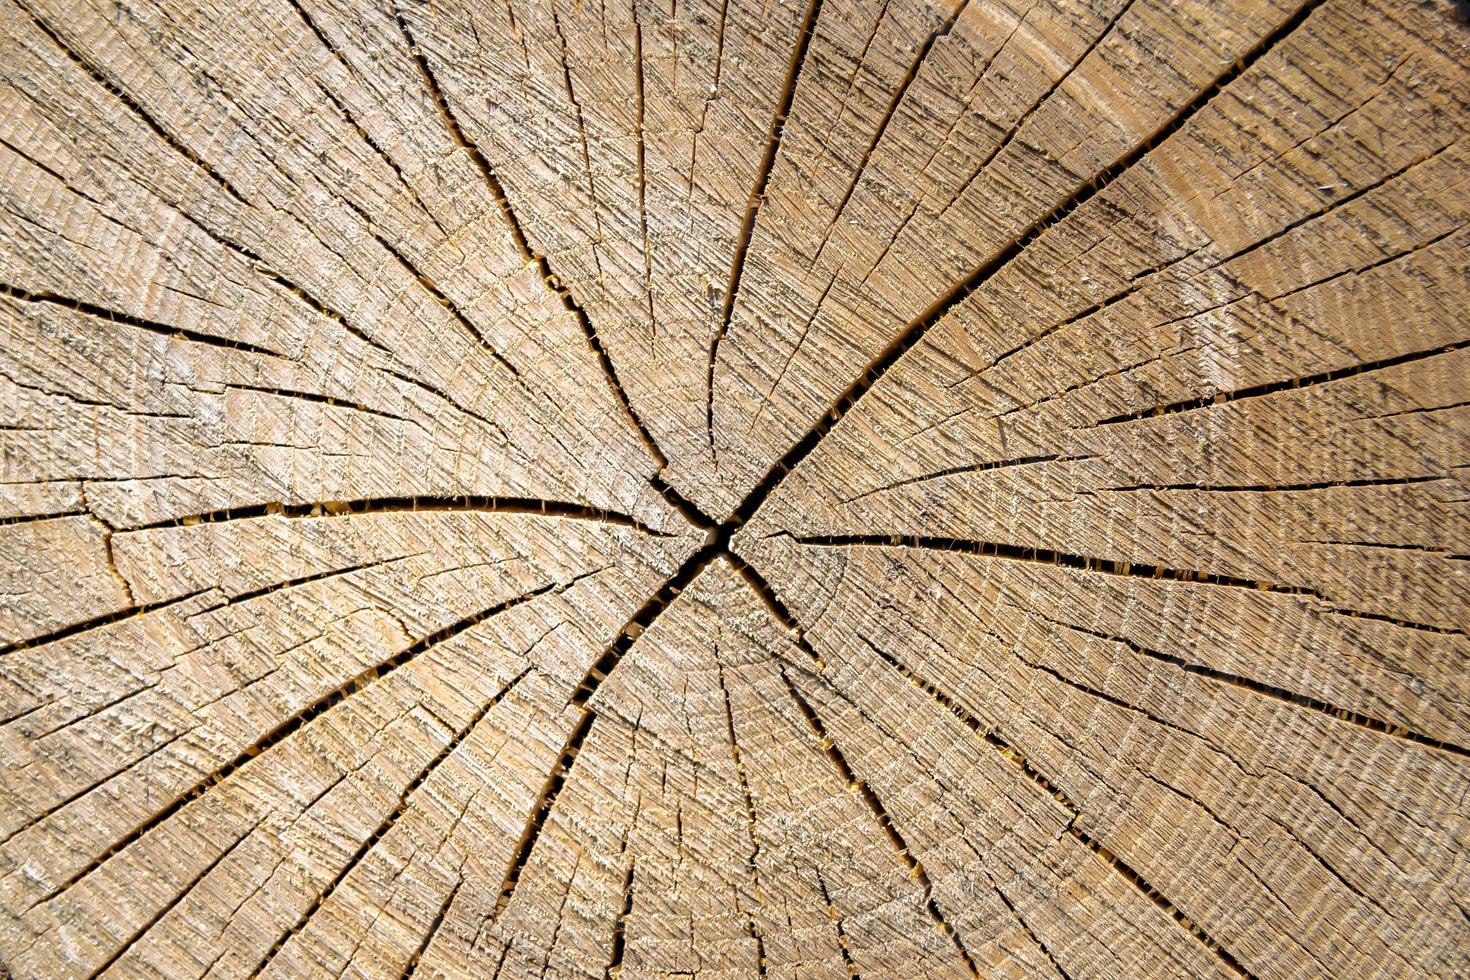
0, 0, 1466, 975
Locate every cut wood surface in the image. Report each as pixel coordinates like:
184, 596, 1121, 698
0, 0, 1466, 975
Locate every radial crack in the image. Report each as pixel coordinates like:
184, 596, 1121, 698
1096, 339, 1470, 426
1034, 614, 1470, 760
790, 532, 1466, 638
389, 0, 684, 505
601, 858, 636, 980
787, 533, 1327, 598
810, 0, 970, 268
400, 877, 462, 979
858, 639, 1249, 976
26, 579, 575, 909
714, 657, 771, 978
943, 0, 1139, 218
248, 668, 534, 977
992, 884, 1072, 980
486, 536, 729, 934
724, 0, 1330, 531
780, 668, 980, 976
371, 232, 523, 379
1, 284, 286, 359
121, 495, 670, 537
12, 0, 252, 209
85, 816, 265, 978
482, 708, 596, 932
0, 588, 210, 658
840, 453, 1082, 504
706, 0, 824, 470
632, 3, 654, 350
813, 866, 858, 979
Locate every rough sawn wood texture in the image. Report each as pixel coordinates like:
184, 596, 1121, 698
0, 0, 1467, 976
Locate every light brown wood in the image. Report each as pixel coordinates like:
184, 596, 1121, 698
1, 0, 1466, 976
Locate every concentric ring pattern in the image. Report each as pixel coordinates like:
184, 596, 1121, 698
1, 0, 1467, 976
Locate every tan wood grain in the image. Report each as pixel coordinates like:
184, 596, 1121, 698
0, 0, 1465, 976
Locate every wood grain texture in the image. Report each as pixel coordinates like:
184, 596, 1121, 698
0, 0, 1466, 976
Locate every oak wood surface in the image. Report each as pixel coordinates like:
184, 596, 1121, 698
1, 0, 1467, 976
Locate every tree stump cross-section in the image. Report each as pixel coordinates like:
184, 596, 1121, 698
0, 0, 1467, 976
